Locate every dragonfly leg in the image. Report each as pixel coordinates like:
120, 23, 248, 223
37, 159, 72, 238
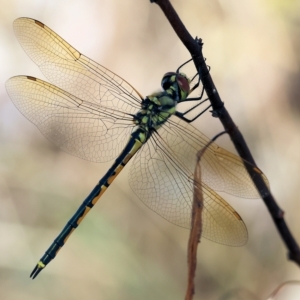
176, 58, 193, 73
175, 98, 211, 123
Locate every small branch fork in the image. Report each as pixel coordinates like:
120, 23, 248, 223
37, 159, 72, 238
150, 0, 300, 265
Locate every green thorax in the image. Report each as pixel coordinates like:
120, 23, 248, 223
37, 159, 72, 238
133, 72, 190, 142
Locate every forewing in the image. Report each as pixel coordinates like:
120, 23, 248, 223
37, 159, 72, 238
6, 76, 134, 162
13, 17, 142, 113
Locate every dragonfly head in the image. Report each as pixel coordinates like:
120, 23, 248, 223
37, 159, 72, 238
161, 72, 190, 101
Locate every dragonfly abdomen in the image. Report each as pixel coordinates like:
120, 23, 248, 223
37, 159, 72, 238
30, 128, 146, 278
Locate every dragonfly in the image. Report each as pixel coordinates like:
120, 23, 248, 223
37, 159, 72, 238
6, 18, 268, 279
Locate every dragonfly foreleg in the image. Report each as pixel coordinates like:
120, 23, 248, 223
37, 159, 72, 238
175, 99, 211, 123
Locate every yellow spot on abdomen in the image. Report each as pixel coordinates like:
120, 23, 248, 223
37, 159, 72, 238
123, 153, 133, 165
77, 208, 91, 225
107, 165, 124, 185
91, 186, 107, 205
37, 261, 45, 268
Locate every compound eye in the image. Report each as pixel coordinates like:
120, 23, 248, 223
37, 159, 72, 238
176, 74, 190, 94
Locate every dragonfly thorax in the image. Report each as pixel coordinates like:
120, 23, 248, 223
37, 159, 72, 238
133, 72, 191, 139
133, 92, 177, 135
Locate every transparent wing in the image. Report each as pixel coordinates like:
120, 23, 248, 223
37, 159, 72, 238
6, 76, 135, 162
160, 116, 268, 198
200, 182, 248, 246
129, 115, 268, 245
13, 17, 142, 113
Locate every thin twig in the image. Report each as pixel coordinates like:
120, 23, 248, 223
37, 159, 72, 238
185, 156, 203, 300
150, 0, 300, 265
185, 132, 227, 300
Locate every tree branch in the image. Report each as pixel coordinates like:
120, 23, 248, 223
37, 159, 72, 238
150, 0, 300, 266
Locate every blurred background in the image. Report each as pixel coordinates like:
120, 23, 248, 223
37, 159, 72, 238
1, 0, 300, 299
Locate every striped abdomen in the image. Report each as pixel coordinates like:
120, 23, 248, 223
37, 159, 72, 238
30, 129, 146, 278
